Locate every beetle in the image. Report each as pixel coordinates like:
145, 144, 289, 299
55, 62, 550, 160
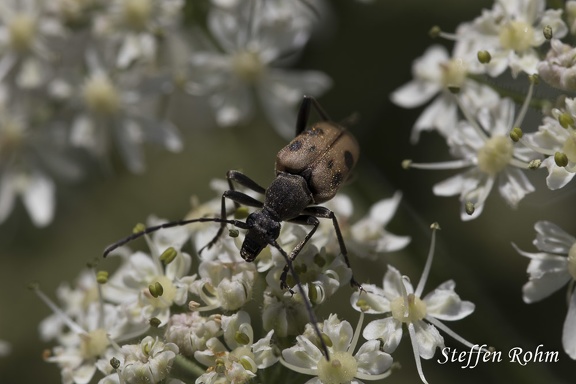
103, 95, 361, 359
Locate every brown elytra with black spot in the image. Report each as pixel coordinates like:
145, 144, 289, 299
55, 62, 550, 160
275, 121, 359, 203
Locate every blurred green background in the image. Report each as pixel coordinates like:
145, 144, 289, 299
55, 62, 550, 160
1, 0, 574, 383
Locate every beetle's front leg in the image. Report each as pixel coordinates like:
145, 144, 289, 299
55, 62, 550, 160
198, 190, 264, 253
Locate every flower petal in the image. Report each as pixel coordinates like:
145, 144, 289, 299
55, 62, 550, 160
22, 172, 56, 227
424, 280, 475, 320
354, 339, 393, 375
534, 221, 576, 254
362, 318, 402, 353
413, 321, 444, 359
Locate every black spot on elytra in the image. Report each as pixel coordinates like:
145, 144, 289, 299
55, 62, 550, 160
344, 150, 354, 170
289, 140, 302, 151
332, 172, 343, 187
309, 145, 316, 152
307, 127, 324, 136
327, 159, 334, 169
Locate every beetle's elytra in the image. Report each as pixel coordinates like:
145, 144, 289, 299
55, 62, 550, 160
276, 121, 359, 203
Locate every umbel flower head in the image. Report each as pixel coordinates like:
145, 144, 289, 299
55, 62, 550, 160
280, 313, 393, 384
351, 223, 479, 384
404, 77, 539, 220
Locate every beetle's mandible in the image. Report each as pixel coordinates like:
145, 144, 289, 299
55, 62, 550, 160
103, 95, 362, 359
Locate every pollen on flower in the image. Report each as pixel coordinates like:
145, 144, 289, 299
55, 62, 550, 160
567, 243, 576, 280
121, 0, 153, 31
8, 14, 36, 53
146, 276, 176, 308
82, 74, 121, 116
476, 135, 513, 175
390, 294, 427, 323
232, 50, 265, 83
317, 351, 358, 384
499, 20, 535, 52
440, 58, 468, 89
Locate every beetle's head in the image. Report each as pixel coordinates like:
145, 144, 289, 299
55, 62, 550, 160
240, 210, 280, 262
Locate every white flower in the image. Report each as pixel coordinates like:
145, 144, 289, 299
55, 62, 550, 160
35, 273, 149, 384
103, 217, 195, 325
117, 336, 179, 384
0, 0, 65, 87
391, 45, 499, 143
538, 39, 576, 91
164, 312, 222, 358
93, 0, 184, 68
347, 192, 411, 259
522, 97, 576, 189
407, 91, 538, 220
453, 0, 567, 77
190, 259, 256, 312
351, 224, 477, 384
0, 88, 81, 226
186, 0, 331, 138
194, 311, 278, 384
281, 313, 393, 384
513, 221, 576, 359
70, 51, 182, 173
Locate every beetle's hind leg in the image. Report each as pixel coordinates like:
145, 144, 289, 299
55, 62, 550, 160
295, 96, 332, 136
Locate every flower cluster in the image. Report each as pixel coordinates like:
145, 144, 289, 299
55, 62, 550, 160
394, 0, 576, 219
392, 0, 576, 370
38, 185, 419, 383
0, 0, 331, 227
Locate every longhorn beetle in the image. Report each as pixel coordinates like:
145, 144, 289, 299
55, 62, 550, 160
103, 96, 361, 360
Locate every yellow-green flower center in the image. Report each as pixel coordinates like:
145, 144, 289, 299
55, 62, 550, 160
390, 294, 427, 323
121, 0, 153, 31
567, 243, 576, 280
499, 20, 534, 52
147, 276, 177, 309
80, 328, 109, 359
8, 14, 36, 53
440, 58, 468, 89
232, 51, 264, 83
317, 351, 358, 384
477, 135, 514, 175
82, 74, 121, 116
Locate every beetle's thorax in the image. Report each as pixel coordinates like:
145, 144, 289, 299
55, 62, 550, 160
264, 172, 313, 221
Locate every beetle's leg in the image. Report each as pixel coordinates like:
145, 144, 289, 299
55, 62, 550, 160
198, 190, 264, 253
295, 96, 332, 136
279, 215, 320, 293
227, 170, 266, 194
226, 170, 266, 210
301, 206, 363, 290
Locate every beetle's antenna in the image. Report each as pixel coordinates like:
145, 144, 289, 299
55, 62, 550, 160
270, 240, 330, 361
103, 218, 250, 258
